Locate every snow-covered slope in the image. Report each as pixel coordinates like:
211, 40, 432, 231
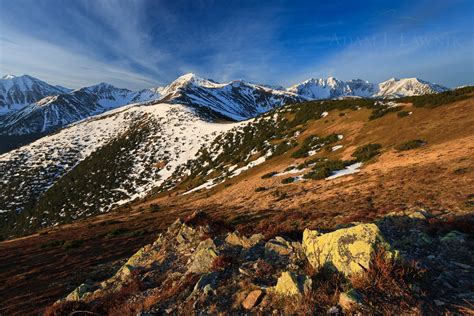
0, 102, 240, 235
0, 74, 68, 114
160, 73, 303, 121
288, 77, 448, 100
0, 83, 160, 135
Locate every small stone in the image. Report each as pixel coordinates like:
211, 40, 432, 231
339, 289, 365, 312
452, 261, 471, 269
440, 231, 465, 244
327, 306, 340, 315
242, 289, 263, 309
203, 284, 214, 295
434, 300, 445, 306
193, 272, 219, 292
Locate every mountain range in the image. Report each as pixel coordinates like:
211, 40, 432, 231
0, 73, 448, 139
0, 71, 456, 237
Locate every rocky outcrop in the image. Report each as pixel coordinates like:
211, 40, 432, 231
54, 212, 472, 315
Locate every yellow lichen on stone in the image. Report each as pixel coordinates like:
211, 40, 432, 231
303, 223, 389, 276
273, 271, 312, 297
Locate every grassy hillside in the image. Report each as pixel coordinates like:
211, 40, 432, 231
0, 88, 473, 315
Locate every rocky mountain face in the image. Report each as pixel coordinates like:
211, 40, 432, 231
160, 73, 304, 121
0, 83, 162, 136
46, 210, 472, 314
0, 74, 69, 114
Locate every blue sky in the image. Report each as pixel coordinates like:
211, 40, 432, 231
0, 0, 473, 90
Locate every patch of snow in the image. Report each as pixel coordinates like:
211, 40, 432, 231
326, 162, 362, 180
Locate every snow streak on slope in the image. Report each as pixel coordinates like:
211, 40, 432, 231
0, 103, 238, 235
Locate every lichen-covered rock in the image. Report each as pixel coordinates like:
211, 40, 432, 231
193, 272, 219, 295
188, 239, 219, 273
407, 210, 430, 220
225, 232, 263, 248
65, 283, 91, 301
272, 271, 312, 297
440, 230, 465, 244
265, 237, 294, 257
303, 223, 389, 276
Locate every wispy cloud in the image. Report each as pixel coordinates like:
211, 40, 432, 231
0, 0, 472, 89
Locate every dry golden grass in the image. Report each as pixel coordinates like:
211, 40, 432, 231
1, 97, 473, 315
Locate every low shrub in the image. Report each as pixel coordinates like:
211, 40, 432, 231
350, 249, 425, 314
304, 159, 351, 180
352, 143, 382, 162
62, 239, 84, 250
369, 106, 401, 120
281, 177, 295, 184
397, 111, 411, 118
255, 186, 267, 192
106, 227, 130, 238
40, 239, 65, 249
395, 139, 426, 151
402, 86, 474, 108
149, 203, 160, 212
261, 171, 277, 179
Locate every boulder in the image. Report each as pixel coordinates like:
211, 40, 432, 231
242, 289, 264, 309
176, 224, 199, 244
188, 239, 219, 274
272, 271, 312, 297
303, 223, 389, 276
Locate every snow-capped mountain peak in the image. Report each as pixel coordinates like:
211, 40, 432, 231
2, 74, 17, 80
288, 76, 448, 100
287, 77, 351, 99
374, 77, 448, 98
0, 74, 69, 114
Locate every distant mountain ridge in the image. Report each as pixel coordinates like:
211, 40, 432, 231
287, 77, 448, 100
0, 73, 449, 139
